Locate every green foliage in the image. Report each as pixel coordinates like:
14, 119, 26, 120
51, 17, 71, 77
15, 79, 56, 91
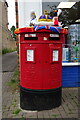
13, 108, 21, 115
48, 2, 80, 27
10, 25, 16, 40
0, 50, 2, 55
2, 48, 16, 54
58, 2, 80, 27
52, 114, 60, 117
7, 69, 19, 91
21, 117, 26, 120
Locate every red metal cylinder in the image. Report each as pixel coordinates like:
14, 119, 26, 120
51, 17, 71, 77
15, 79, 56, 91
15, 27, 66, 110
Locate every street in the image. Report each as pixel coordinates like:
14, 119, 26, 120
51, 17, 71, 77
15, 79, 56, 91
2, 51, 18, 118
2, 51, 18, 91
2, 51, 17, 72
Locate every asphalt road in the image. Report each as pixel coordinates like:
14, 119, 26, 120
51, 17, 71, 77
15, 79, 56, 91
2, 51, 18, 90
2, 51, 18, 72
2, 51, 18, 119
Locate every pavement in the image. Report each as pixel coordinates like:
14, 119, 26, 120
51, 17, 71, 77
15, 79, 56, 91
2, 51, 18, 119
2, 51, 18, 93
2, 51, 79, 119
0, 54, 2, 120
2, 86, 79, 119
2, 51, 18, 72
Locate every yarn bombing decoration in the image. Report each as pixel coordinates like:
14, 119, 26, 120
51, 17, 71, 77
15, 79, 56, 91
14, 27, 34, 34
38, 10, 52, 22
34, 25, 62, 33
38, 15, 52, 22
14, 26, 67, 34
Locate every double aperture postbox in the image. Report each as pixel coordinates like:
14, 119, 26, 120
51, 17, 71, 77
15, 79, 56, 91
15, 26, 67, 110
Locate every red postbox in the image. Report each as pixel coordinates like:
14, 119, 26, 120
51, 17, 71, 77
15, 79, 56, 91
15, 26, 67, 110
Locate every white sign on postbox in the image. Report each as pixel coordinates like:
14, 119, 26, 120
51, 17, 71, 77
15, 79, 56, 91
27, 50, 34, 61
53, 50, 59, 61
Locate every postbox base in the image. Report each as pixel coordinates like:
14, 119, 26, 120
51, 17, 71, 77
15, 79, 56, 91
20, 86, 62, 111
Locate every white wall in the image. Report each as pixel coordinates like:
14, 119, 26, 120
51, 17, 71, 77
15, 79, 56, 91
18, 0, 42, 28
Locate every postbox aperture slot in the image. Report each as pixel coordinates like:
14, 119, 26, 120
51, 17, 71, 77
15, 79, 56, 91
49, 37, 60, 40
24, 37, 38, 40
27, 50, 34, 61
24, 34, 38, 40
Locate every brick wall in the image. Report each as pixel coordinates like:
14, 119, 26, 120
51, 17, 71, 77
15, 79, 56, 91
2, 28, 16, 50
0, 1, 2, 51
0, 1, 16, 50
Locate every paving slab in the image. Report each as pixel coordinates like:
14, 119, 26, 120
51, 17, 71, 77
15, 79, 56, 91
2, 87, 79, 119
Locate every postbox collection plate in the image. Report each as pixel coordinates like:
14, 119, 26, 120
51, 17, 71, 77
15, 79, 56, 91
27, 50, 34, 61
53, 50, 59, 61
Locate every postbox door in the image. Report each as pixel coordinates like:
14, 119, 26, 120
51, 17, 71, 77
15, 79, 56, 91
42, 44, 62, 89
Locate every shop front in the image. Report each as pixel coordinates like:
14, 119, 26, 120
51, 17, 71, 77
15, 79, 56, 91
62, 23, 80, 87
